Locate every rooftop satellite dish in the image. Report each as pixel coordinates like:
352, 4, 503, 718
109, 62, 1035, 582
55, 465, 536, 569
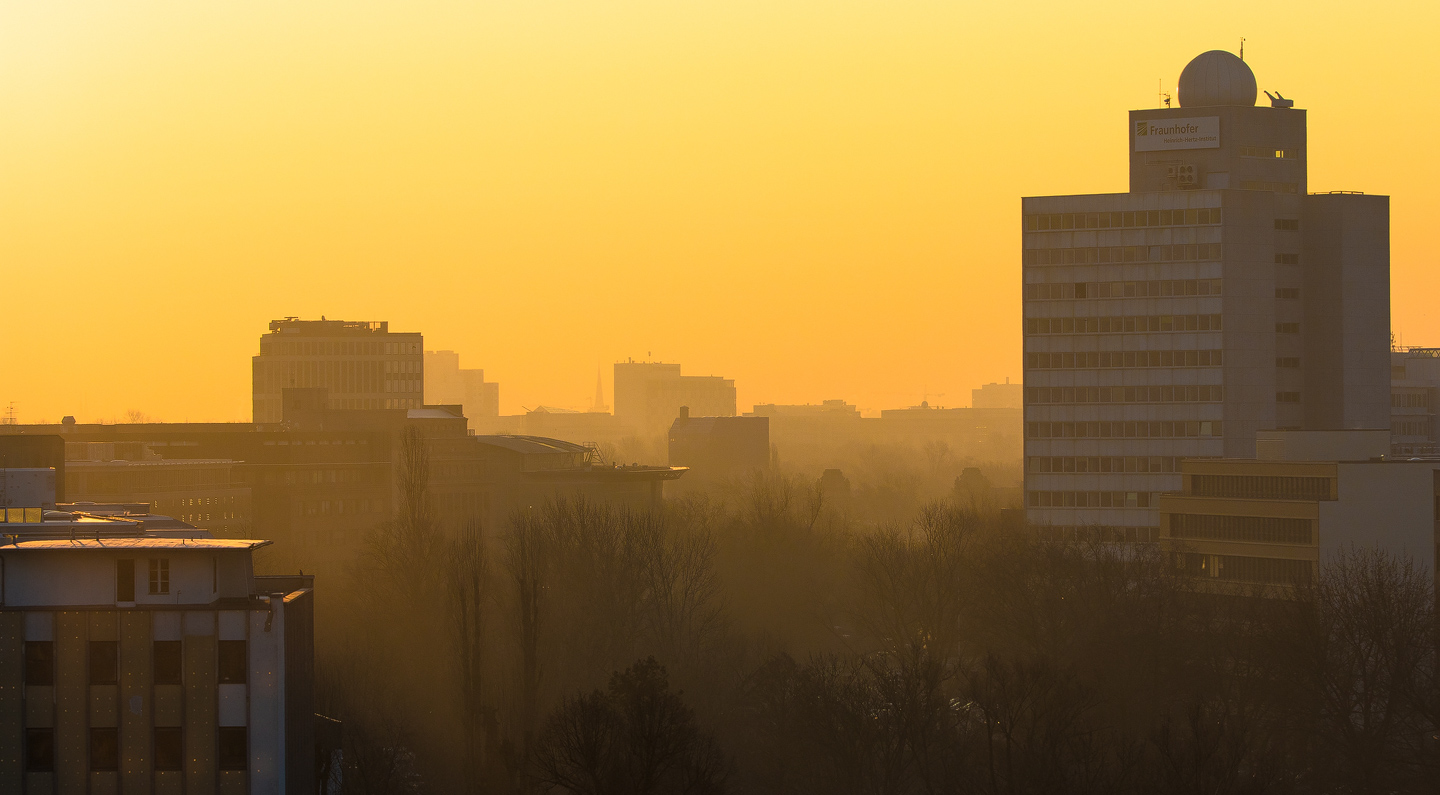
1264, 90, 1294, 109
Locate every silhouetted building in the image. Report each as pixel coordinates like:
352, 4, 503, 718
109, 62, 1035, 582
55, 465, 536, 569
880, 403, 1022, 443
424, 350, 500, 426
1024, 50, 1390, 541
1159, 430, 1433, 590
668, 409, 768, 480
1390, 346, 1440, 456
971, 381, 1023, 409
2, 395, 683, 568
749, 400, 861, 419
472, 435, 683, 524
0, 436, 65, 502
63, 442, 251, 537
252, 318, 423, 423
0, 479, 315, 792
614, 361, 735, 435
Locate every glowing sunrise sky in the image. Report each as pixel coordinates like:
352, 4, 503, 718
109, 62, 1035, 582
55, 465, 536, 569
2, 1, 1436, 421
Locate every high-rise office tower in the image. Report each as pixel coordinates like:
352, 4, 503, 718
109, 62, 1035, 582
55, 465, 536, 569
1022, 50, 1390, 541
252, 318, 424, 423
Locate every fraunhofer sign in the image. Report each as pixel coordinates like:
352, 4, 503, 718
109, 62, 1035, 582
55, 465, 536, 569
1133, 117, 1220, 152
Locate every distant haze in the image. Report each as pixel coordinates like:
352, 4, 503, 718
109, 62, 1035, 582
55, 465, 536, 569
2, 1, 1436, 421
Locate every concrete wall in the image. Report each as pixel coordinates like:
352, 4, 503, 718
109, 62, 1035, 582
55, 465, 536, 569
1323, 462, 1437, 578
1303, 193, 1391, 431
0, 550, 253, 608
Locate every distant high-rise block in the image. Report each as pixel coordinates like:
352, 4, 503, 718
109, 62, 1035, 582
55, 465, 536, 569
252, 318, 423, 423
1023, 50, 1390, 540
614, 361, 736, 434
424, 350, 500, 427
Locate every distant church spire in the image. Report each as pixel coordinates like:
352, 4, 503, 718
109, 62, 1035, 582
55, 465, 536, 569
592, 368, 610, 413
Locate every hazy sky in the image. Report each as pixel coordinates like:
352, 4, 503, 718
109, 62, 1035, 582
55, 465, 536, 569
3, 1, 1436, 421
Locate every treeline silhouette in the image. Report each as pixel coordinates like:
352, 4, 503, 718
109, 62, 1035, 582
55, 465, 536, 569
315, 428, 1438, 794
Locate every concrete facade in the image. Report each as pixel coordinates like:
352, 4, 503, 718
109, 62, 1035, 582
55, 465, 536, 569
0, 534, 313, 794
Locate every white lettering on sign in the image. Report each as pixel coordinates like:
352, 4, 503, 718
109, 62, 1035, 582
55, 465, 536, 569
1133, 116, 1220, 151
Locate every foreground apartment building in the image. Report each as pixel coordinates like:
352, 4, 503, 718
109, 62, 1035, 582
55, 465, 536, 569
0, 471, 314, 794
1023, 49, 1390, 540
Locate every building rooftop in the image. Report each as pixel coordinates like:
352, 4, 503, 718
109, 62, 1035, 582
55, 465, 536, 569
474, 435, 590, 455
1, 537, 270, 550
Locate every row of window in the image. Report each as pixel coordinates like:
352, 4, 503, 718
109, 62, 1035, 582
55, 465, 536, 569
112, 558, 175, 599
1026, 314, 1223, 335
1277, 392, 1301, 403
1275, 253, 1300, 265
26, 727, 246, 773
1026, 350, 1224, 370
1024, 208, 1223, 232
1028, 456, 1189, 474
294, 498, 385, 517
259, 338, 419, 357
1278, 357, 1301, 368
1026, 385, 1225, 405
1190, 474, 1332, 501
1276, 323, 1300, 333
1274, 219, 1301, 231
1025, 243, 1224, 267
1028, 490, 1155, 508
1167, 513, 1312, 545
1276, 288, 1300, 299
24, 639, 247, 686
1393, 421, 1430, 437
1038, 525, 1161, 543
1025, 279, 1223, 301
1244, 181, 1300, 195
1393, 393, 1429, 408
1174, 552, 1312, 585
1026, 420, 1222, 439
1237, 146, 1300, 159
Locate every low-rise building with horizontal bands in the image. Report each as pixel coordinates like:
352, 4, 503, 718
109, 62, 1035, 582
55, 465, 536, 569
1159, 430, 1437, 592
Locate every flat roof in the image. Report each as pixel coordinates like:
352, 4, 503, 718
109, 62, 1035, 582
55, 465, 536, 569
1, 538, 270, 551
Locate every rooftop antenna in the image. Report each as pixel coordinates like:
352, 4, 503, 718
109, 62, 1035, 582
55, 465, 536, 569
1239, 37, 1246, 61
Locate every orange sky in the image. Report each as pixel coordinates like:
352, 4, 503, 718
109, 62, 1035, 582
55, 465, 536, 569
2, 1, 1436, 422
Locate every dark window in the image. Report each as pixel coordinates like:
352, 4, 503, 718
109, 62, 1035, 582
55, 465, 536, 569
218, 726, 248, 771
89, 641, 118, 685
90, 728, 118, 771
26, 728, 53, 772
154, 641, 182, 685
116, 559, 135, 602
1274, 218, 1300, 230
218, 641, 247, 684
154, 727, 183, 771
24, 642, 54, 686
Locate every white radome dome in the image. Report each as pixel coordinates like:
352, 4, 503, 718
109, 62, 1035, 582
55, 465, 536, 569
1177, 50, 1257, 108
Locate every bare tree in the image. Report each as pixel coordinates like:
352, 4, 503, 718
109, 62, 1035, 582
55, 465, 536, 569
507, 508, 550, 768
534, 657, 727, 795
447, 518, 491, 793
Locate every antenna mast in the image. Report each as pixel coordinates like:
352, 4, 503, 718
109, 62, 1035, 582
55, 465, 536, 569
1239, 37, 1246, 61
